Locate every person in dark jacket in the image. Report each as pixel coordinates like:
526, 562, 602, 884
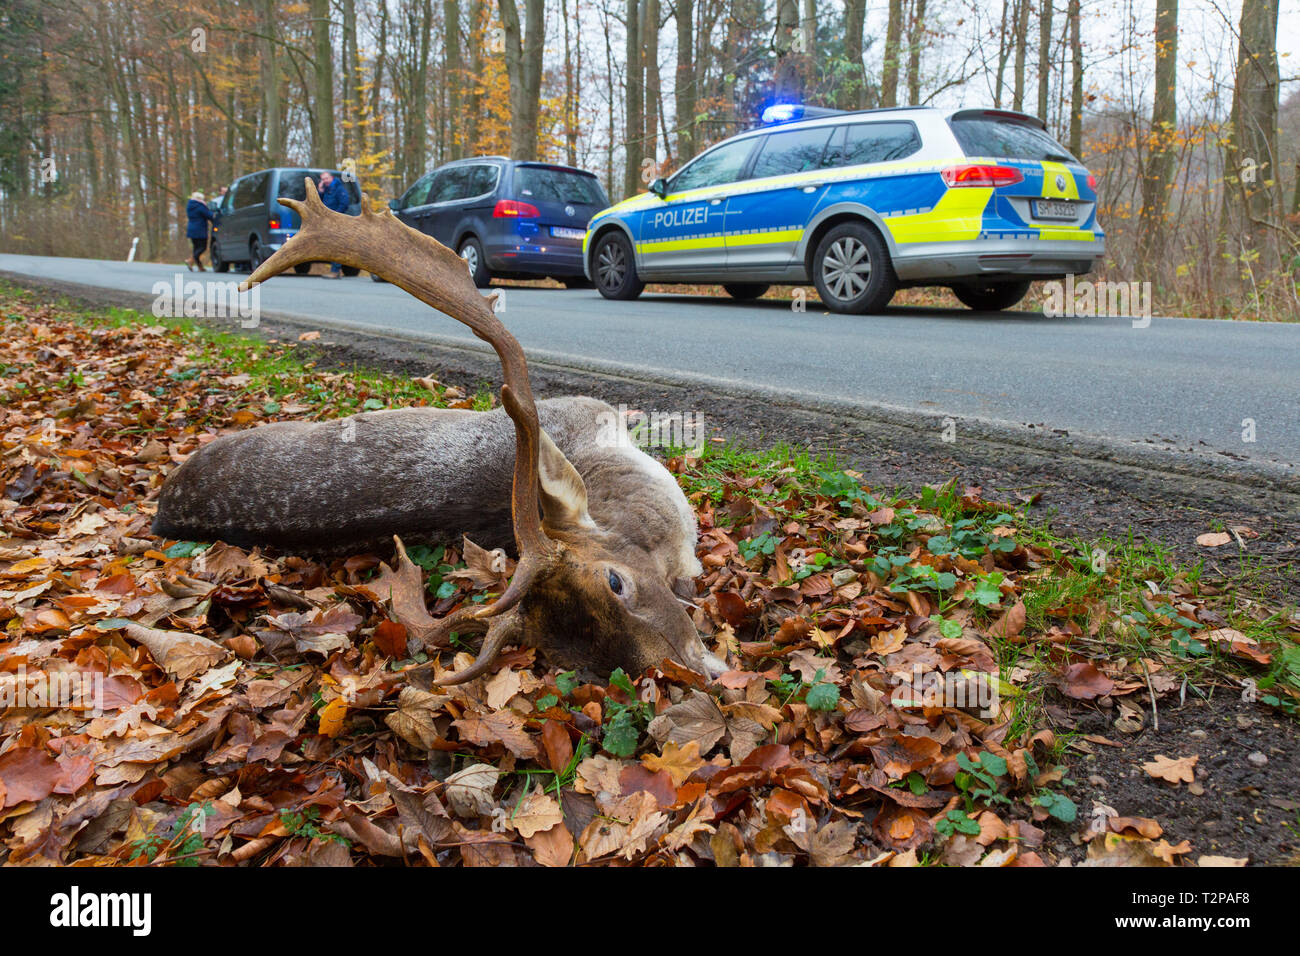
185, 191, 214, 271
317, 172, 351, 277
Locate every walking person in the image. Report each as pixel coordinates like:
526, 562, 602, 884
185, 190, 214, 271
317, 172, 351, 278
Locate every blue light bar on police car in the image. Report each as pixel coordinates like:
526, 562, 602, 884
761, 104, 801, 124
760, 103, 847, 125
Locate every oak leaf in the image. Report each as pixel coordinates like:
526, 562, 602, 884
640, 740, 704, 787
1142, 753, 1198, 785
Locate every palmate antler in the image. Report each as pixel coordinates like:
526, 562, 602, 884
241, 179, 552, 683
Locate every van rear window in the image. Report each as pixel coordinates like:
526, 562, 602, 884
949, 117, 1076, 162
514, 167, 606, 206
278, 171, 360, 203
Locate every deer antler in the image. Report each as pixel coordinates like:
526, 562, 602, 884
241, 178, 551, 683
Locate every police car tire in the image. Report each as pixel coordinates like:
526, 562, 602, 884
812, 222, 896, 315
723, 283, 770, 301
593, 233, 644, 300
951, 280, 1032, 312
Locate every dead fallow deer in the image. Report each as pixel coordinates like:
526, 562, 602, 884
152, 177, 722, 685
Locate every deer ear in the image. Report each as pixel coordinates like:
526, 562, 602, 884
538, 429, 594, 534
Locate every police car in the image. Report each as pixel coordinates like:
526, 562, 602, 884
583, 105, 1103, 314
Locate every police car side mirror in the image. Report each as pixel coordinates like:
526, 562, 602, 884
650, 177, 667, 199
387, 198, 401, 211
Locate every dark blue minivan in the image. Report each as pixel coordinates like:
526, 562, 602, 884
388, 157, 608, 287
211, 167, 362, 274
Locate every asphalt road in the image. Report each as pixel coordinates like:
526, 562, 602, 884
2, 253, 1297, 471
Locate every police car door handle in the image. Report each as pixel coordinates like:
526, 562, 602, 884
707, 196, 724, 205
801, 183, 824, 193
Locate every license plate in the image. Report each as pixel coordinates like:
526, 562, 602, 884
1033, 200, 1077, 221
551, 226, 586, 240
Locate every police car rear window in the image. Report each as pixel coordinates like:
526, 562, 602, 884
825, 122, 922, 167
949, 117, 1076, 162
750, 127, 834, 179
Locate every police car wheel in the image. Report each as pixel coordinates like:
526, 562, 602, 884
594, 233, 644, 300
951, 280, 1032, 312
723, 283, 769, 301
812, 223, 896, 315
294, 263, 312, 275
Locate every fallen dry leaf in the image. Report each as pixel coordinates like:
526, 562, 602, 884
1142, 754, 1198, 785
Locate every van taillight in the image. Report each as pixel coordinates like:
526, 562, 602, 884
941, 164, 1024, 188
268, 218, 280, 229
493, 199, 540, 218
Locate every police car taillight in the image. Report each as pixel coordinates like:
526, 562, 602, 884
1087, 173, 1097, 190
940, 164, 1025, 188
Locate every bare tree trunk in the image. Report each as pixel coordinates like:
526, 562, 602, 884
561, 0, 576, 165
341, 0, 360, 162
1226, 0, 1281, 263
1012, 0, 1030, 111
1036, 0, 1053, 122
310, 0, 335, 165
674, 0, 695, 160
499, 0, 544, 160
602, 0, 617, 196
259, 0, 284, 164
773, 0, 800, 101
801, 0, 817, 56
880, 0, 903, 107
993, 0, 1010, 107
644, 0, 660, 162
623, 0, 642, 196
722, 0, 738, 129
412, 0, 433, 175
465, 0, 483, 152
1138, 0, 1177, 258
841, 0, 866, 109
1068, 0, 1082, 157
906, 0, 927, 106
444, 0, 462, 159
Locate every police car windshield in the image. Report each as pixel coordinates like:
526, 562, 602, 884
949, 117, 1077, 163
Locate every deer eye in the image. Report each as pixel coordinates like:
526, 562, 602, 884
607, 570, 624, 595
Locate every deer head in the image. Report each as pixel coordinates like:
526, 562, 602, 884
241, 179, 717, 685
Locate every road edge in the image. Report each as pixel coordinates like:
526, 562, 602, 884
4, 268, 1297, 501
